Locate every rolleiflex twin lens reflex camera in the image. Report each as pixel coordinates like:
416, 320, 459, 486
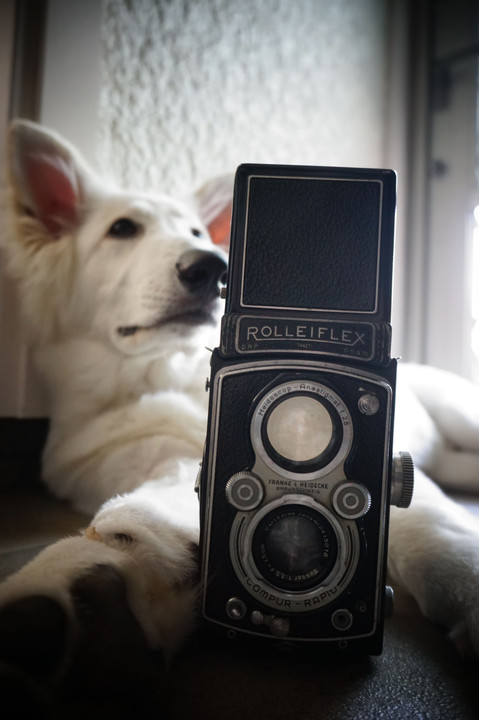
198, 164, 414, 654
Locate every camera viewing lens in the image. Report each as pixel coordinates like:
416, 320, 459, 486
252, 504, 338, 592
261, 392, 343, 473
266, 395, 333, 462
251, 379, 353, 478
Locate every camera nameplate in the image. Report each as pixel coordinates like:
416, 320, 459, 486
221, 315, 392, 365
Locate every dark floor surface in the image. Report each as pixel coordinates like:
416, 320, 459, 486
1, 479, 478, 719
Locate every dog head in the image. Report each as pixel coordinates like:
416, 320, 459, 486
4, 120, 230, 358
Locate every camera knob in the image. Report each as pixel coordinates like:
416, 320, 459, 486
226, 472, 264, 511
390, 451, 414, 508
331, 482, 371, 519
251, 611, 290, 637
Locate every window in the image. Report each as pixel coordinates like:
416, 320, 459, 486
423, 0, 479, 380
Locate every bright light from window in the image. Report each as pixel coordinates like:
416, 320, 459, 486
472, 206, 479, 320
471, 206, 479, 358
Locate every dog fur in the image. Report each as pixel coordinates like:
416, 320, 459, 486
2, 121, 479, 701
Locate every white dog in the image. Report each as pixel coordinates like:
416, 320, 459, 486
2, 121, 479, 703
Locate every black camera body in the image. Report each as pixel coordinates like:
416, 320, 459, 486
198, 164, 412, 654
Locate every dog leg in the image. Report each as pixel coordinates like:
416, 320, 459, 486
388, 469, 479, 657
398, 365, 479, 492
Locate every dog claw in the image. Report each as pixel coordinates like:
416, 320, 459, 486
84, 526, 101, 541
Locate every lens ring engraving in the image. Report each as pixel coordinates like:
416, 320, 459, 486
230, 494, 360, 612
251, 503, 339, 592
251, 380, 353, 480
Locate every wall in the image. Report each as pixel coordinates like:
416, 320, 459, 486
97, 0, 389, 196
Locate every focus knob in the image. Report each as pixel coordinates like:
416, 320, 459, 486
390, 451, 414, 508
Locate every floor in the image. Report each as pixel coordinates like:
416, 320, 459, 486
1, 478, 479, 719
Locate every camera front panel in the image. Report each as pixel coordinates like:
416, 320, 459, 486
200, 355, 395, 653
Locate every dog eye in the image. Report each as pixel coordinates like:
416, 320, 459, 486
191, 228, 203, 238
107, 218, 141, 239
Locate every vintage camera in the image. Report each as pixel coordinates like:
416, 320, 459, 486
198, 164, 413, 654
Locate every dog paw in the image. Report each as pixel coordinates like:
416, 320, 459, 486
447, 605, 479, 659
416, 548, 479, 660
0, 525, 198, 713
68, 563, 167, 706
0, 564, 165, 712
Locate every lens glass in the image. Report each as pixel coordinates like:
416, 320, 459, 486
266, 395, 333, 462
252, 505, 338, 592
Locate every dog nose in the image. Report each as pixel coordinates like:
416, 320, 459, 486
176, 250, 227, 299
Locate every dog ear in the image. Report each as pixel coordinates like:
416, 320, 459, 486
194, 174, 234, 249
7, 120, 94, 240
